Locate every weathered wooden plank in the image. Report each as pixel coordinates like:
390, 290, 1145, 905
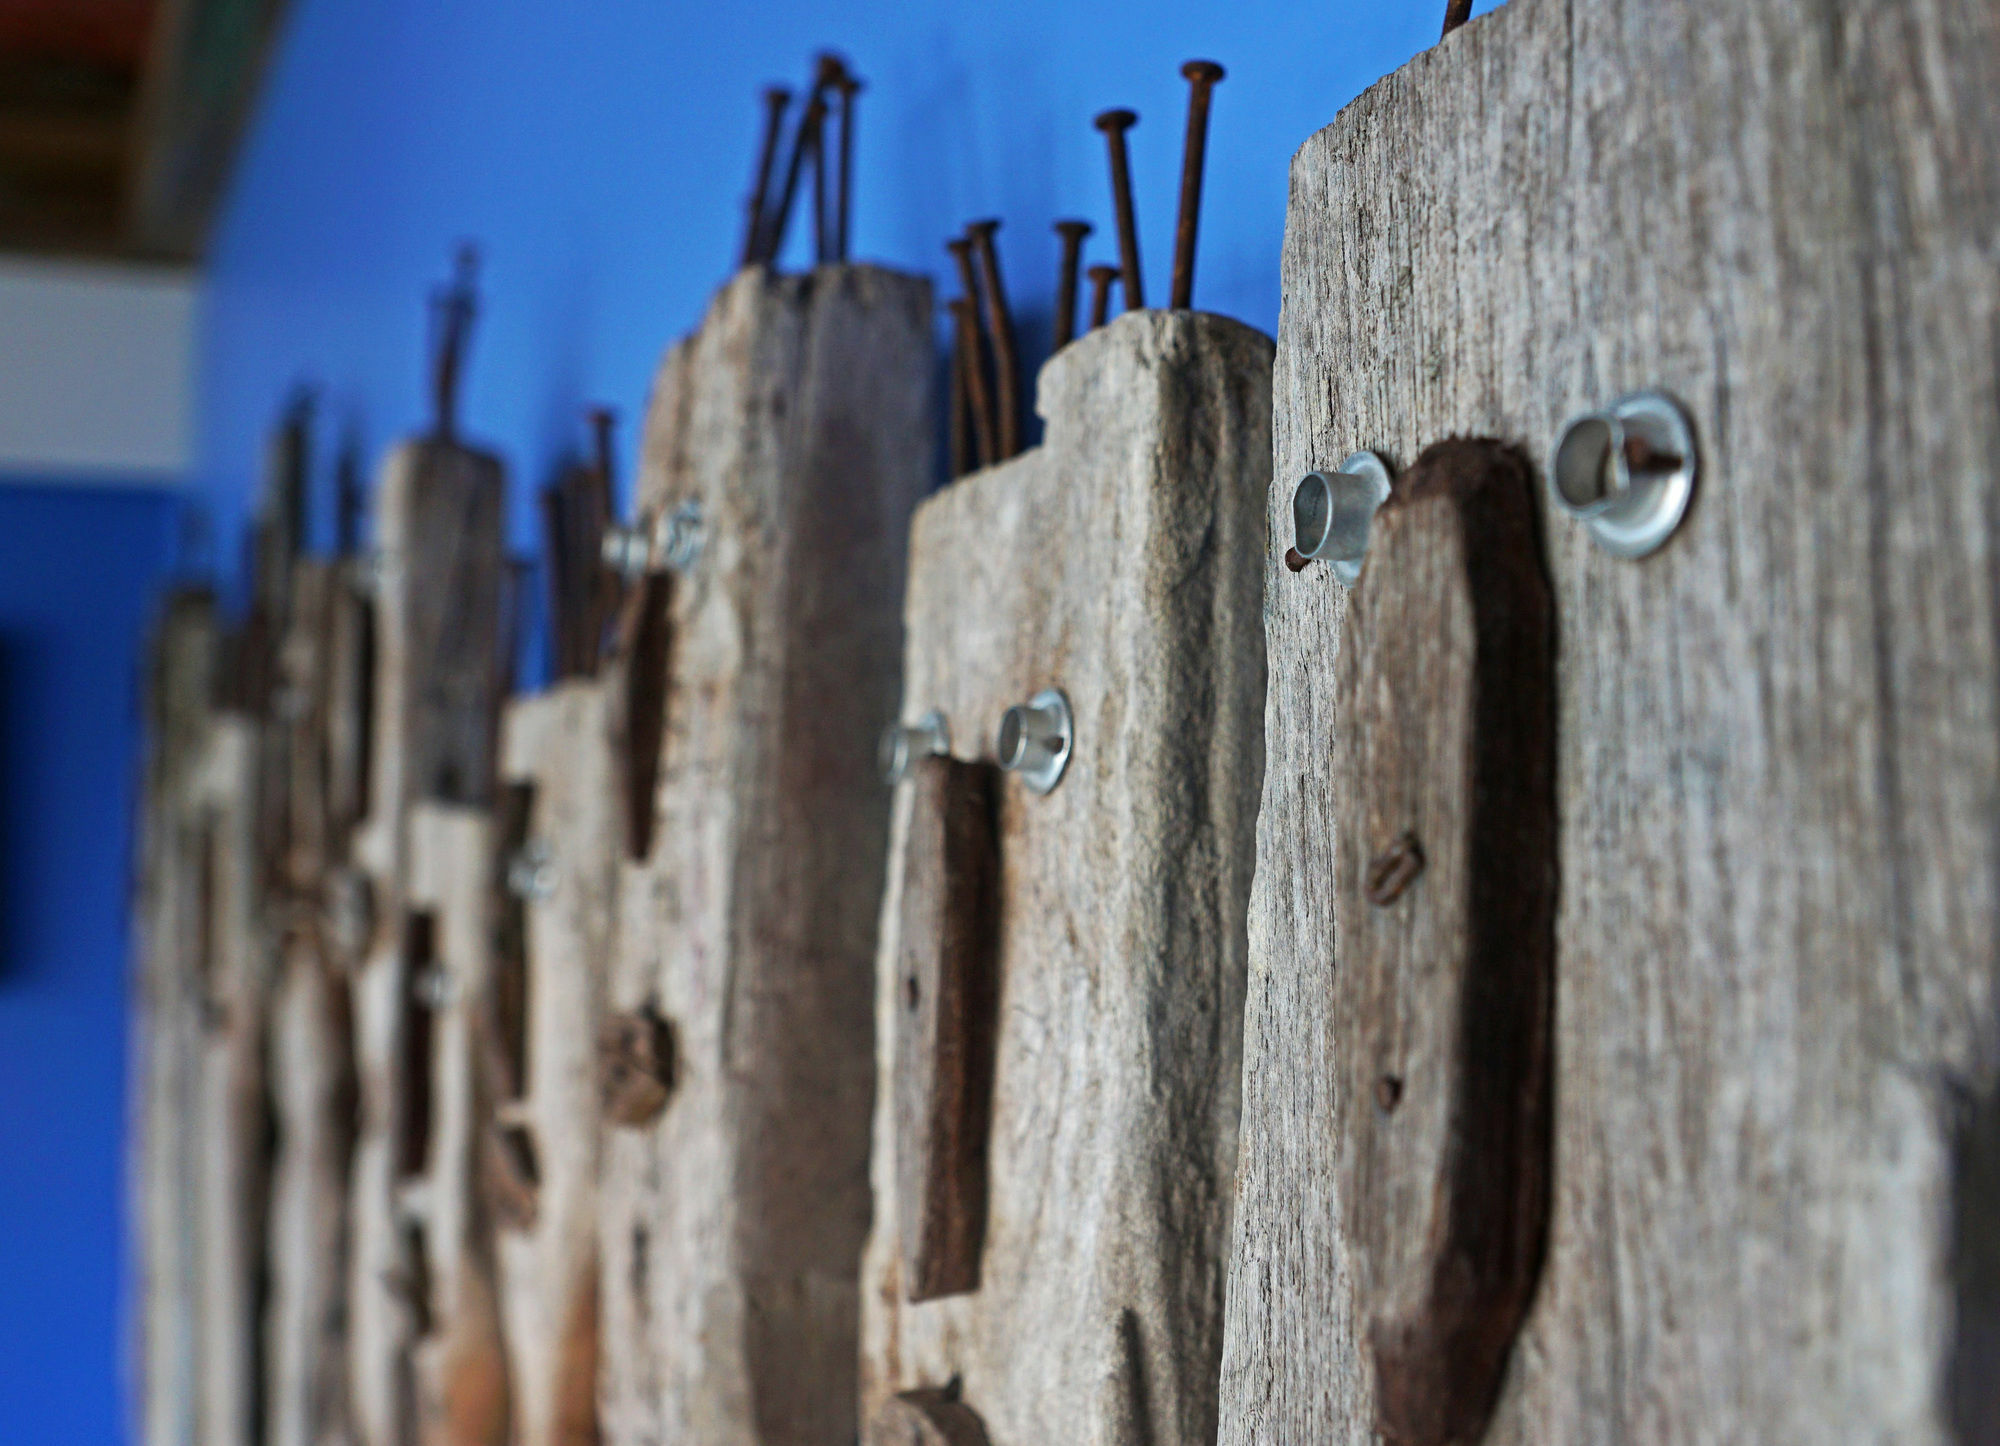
404, 803, 510, 1446
494, 681, 618, 1446
597, 262, 934, 1446
131, 589, 221, 1446
859, 309, 1272, 1445
265, 558, 364, 1446
1328, 440, 1555, 1446
1220, 0, 2000, 1439
893, 756, 1001, 1304
349, 439, 507, 1446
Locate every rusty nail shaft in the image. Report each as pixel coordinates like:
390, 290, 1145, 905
1095, 108, 1144, 310
741, 86, 791, 268
762, 89, 827, 264
1052, 219, 1092, 349
966, 220, 1019, 459
948, 295, 996, 471
430, 243, 479, 441
947, 236, 998, 465
1171, 61, 1224, 310
1443, 0, 1473, 35
1086, 264, 1118, 329
835, 72, 861, 261
947, 297, 971, 478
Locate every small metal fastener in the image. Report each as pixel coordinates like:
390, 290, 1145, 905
1052, 220, 1093, 350
880, 709, 951, 785
413, 961, 457, 1009
1292, 451, 1394, 585
1094, 108, 1144, 310
655, 499, 704, 572
601, 522, 651, 580
1549, 389, 1697, 559
1364, 831, 1425, 906
996, 688, 1073, 795
1086, 264, 1119, 330
506, 839, 555, 901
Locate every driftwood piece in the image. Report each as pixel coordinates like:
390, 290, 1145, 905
494, 682, 618, 1446
1328, 440, 1554, 1445
1220, 0, 2000, 1439
132, 590, 221, 1446
265, 559, 365, 1446
349, 439, 507, 1446
597, 263, 933, 1445
403, 803, 510, 1446
893, 756, 1000, 1304
859, 310, 1271, 1445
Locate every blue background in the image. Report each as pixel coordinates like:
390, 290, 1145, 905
2, 0, 1499, 1437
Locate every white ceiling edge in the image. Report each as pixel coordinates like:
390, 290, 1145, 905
0, 253, 199, 484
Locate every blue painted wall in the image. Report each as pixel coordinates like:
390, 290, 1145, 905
200, 0, 1498, 553
0, 482, 182, 1444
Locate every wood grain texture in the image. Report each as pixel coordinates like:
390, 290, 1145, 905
859, 309, 1271, 1445
865, 1390, 991, 1446
266, 559, 364, 1446
893, 756, 1001, 1303
495, 682, 618, 1446
132, 590, 222, 1446
1219, 0, 2000, 1439
597, 263, 934, 1446
1329, 440, 1554, 1446
405, 804, 510, 1446
349, 439, 507, 1446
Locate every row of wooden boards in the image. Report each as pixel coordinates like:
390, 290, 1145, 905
134, 0, 2000, 1440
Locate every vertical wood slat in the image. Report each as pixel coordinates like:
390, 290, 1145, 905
1221, 0, 2000, 1439
893, 755, 1001, 1304
495, 682, 618, 1446
859, 310, 1271, 1445
1329, 439, 1555, 1446
596, 263, 934, 1445
349, 439, 507, 1446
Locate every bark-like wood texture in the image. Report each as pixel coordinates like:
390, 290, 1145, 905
859, 309, 1272, 1446
1220, 0, 2000, 1439
495, 682, 618, 1446
893, 756, 1001, 1304
266, 559, 365, 1446
404, 803, 510, 1446
132, 589, 223, 1446
597, 263, 934, 1446
1329, 441, 1555, 1446
349, 439, 507, 1446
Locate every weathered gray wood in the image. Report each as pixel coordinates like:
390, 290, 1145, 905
1220, 0, 2000, 1439
893, 756, 1001, 1304
404, 803, 510, 1446
1328, 440, 1555, 1446
597, 262, 934, 1446
859, 309, 1271, 1446
495, 682, 617, 1446
349, 438, 507, 1446
265, 559, 364, 1446
131, 590, 221, 1446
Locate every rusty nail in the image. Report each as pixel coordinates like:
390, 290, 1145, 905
832, 66, 862, 262
1374, 1075, 1404, 1112
966, 220, 1019, 459
948, 295, 997, 471
1094, 108, 1144, 309
947, 235, 998, 466
741, 86, 792, 268
762, 88, 828, 264
947, 299, 972, 478
429, 243, 479, 442
1443, 0, 1473, 35
1171, 60, 1224, 311
1052, 220, 1093, 350
600, 1009, 677, 1128
1086, 263, 1119, 329
1364, 831, 1425, 906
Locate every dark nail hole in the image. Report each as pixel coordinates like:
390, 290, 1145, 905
1375, 1074, 1403, 1112
904, 975, 921, 1011
1284, 546, 1309, 573
1364, 831, 1425, 906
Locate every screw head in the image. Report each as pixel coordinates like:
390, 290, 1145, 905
1094, 107, 1139, 134
1054, 219, 1094, 241
1549, 390, 1697, 559
1181, 59, 1226, 86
